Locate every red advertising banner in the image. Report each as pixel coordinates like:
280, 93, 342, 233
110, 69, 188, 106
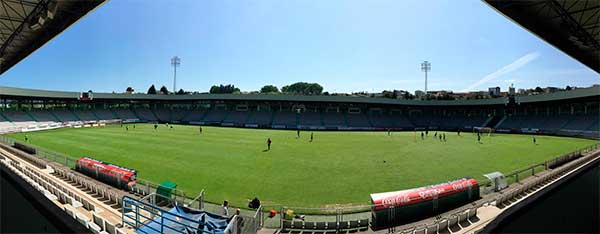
76, 157, 137, 186
370, 177, 478, 211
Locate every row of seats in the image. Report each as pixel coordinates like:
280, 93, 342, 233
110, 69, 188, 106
53, 168, 125, 208
0, 158, 113, 234
281, 219, 369, 233
1, 109, 596, 135
46, 108, 479, 130
1, 147, 128, 234
393, 207, 479, 234
0, 143, 47, 169
499, 114, 598, 133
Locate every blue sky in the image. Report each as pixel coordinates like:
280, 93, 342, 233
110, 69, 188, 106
1, 0, 598, 93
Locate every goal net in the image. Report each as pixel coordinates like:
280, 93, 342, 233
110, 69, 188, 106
473, 127, 495, 136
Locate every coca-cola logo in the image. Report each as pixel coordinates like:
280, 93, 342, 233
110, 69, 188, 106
451, 181, 472, 191
418, 188, 444, 199
381, 194, 410, 206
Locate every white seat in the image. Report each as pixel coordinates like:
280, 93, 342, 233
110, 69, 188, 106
88, 222, 102, 234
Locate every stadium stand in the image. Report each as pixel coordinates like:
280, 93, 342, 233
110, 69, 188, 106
272, 111, 297, 128
368, 113, 399, 128
202, 110, 228, 124
92, 109, 118, 120
322, 111, 347, 128
169, 109, 189, 122
112, 109, 138, 120
29, 110, 60, 123
346, 113, 372, 128
0, 86, 595, 139
133, 109, 157, 122
153, 109, 172, 122
222, 111, 249, 126
3, 110, 37, 127
299, 111, 323, 128
74, 110, 98, 121
245, 111, 273, 127
50, 110, 80, 122
181, 109, 208, 122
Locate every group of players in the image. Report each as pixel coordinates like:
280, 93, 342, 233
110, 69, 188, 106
418, 130, 448, 142
120, 124, 541, 152
267, 129, 314, 151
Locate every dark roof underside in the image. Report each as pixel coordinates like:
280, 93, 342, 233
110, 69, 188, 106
0, 0, 105, 75
485, 0, 600, 73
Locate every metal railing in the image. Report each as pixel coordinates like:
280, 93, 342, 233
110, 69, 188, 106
186, 189, 205, 210
122, 196, 228, 234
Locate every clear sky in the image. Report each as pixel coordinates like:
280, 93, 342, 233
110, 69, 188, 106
1, 0, 598, 93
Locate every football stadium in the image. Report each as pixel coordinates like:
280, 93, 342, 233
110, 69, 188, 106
0, 1, 598, 234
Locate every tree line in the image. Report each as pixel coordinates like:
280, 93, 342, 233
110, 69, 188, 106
124, 82, 324, 95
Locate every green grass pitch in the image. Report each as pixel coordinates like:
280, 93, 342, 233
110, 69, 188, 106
6, 124, 597, 208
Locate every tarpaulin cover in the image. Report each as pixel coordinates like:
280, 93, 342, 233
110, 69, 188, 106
136, 206, 229, 234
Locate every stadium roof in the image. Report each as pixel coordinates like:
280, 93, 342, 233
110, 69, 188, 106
0, 0, 106, 75
484, 0, 600, 73
0, 85, 597, 106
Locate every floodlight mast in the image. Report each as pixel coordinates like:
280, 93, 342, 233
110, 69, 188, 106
171, 56, 181, 93
421, 61, 431, 94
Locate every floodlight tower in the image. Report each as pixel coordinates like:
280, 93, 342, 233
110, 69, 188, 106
171, 56, 181, 92
421, 61, 431, 94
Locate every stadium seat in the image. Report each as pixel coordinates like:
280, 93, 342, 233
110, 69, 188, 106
467, 207, 478, 222
338, 221, 349, 230
326, 221, 337, 230
282, 220, 292, 230
447, 215, 459, 232
358, 219, 369, 230
303, 221, 315, 230
292, 221, 304, 229
64, 204, 76, 218
88, 222, 102, 234
426, 224, 438, 234
104, 221, 117, 234
315, 221, 327, 230
413, 227, 426, 234
457, 210, 469, 228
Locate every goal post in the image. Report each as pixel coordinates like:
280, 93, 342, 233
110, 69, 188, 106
473, 127, 495, 136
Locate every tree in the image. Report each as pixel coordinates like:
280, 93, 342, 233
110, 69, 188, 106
534, 86, 544, 93
260, 85, 279, 93
209, 84, 240, 94
565, 85, 572, 91
281, 82, 323, 95
147, 85, 157, 94
159, 85, 169, 95
176, 89, 185, 95
382, 90, 397, 99
126, 87, 134, 93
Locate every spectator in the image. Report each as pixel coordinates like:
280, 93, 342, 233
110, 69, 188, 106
248, 197, 261, 209
221, 200, 229, 217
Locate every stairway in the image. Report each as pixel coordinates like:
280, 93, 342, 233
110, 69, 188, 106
90, 109, 101, 121
490, 116, 506, 128
0, 112, 13, 123
130, 109, 142, 120
70, 110, 82, 121
48, 110, 62, 122
25, 111, 38, 122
